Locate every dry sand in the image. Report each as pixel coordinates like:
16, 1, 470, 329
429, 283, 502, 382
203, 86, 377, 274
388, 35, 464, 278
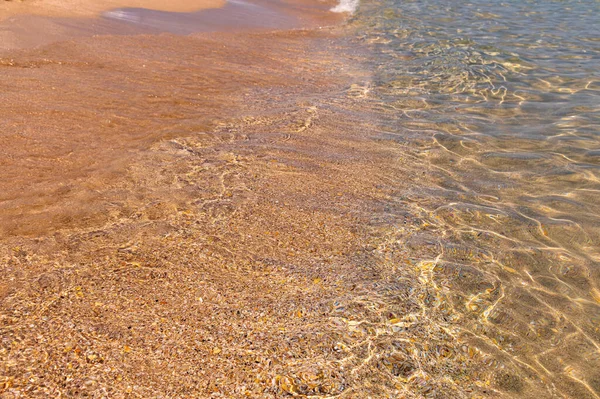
0, 0, 224, 20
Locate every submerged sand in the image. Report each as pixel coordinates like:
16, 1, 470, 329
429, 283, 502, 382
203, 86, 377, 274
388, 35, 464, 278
2, 0, 586, 397
0, 0, 224, 20
0, 13, 496, 399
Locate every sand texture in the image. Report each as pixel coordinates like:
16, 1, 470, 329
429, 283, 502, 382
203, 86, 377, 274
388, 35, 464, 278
0, 0, 224, 20
0, 26, 498, 398
3, 0, 588, 397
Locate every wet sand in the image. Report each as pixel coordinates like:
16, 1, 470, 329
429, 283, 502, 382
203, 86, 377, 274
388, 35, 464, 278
0, 2, 434, 398
0, 0, 342, 50
0, 1, 530, 398
0, 0, 224, 20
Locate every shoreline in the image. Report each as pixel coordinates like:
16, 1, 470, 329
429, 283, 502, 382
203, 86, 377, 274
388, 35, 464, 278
0, 0, 488, 396
0, 6, 411, 396
0, 0, 344, 51
1, 0, 598, 397
0, 0, 225, 20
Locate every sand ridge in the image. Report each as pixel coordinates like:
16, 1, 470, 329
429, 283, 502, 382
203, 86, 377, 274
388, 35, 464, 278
0, 0, 225, 20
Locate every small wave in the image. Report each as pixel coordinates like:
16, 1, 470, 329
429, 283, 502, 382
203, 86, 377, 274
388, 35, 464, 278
330, 0, 359, 14
103, 9, 142, 23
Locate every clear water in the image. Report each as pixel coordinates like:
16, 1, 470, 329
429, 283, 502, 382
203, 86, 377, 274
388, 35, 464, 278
331, 0, 600, 396
1, 0, 600, 398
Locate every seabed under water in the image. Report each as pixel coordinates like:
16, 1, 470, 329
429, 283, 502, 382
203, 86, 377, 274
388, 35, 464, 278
1, 0, 600, 398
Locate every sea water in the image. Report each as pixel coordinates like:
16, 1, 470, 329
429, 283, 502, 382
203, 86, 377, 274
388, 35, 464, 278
328, 0, 600, 396
1, 0, 599, 397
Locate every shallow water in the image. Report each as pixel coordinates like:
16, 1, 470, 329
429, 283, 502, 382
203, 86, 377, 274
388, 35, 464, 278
338, 0, 600, 396
0, 0, 599, 398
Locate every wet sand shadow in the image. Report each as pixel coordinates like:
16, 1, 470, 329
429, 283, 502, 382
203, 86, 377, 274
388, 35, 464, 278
102, 0, 299, 34
0, 0, 340, 51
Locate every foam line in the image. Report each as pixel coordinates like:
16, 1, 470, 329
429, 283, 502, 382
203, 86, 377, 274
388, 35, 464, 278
330, 0, 359, 14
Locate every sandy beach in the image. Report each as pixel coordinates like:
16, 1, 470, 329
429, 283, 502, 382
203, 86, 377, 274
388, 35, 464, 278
2, 0, 599, 397
1, 16, 452, 397
0, 0, 224, 20
2, 2, 431, 398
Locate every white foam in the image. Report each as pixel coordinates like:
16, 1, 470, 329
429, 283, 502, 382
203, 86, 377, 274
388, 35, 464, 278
330, 0, 359, 14
103, 10, 141, 23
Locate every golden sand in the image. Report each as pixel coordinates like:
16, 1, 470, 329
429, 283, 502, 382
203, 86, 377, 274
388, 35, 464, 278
4, 0, 588, 397
0, 20, 496, 397
0, 0, 224, 20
